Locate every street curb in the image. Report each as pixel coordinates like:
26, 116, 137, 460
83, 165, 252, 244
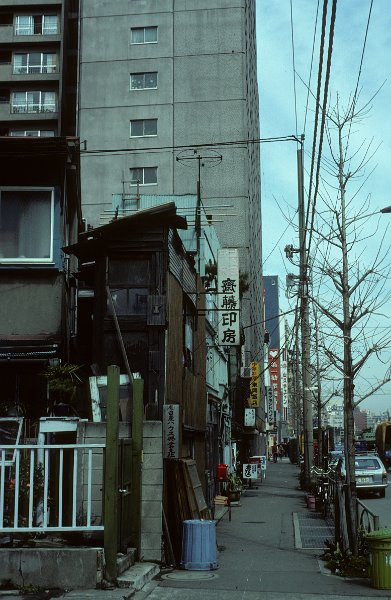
293, 512, 302, 548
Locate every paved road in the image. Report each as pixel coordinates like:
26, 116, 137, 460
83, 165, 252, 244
358, 480, 391, 528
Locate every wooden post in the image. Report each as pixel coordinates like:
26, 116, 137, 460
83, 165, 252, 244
104, 365, 120, 582
130, 377, 144, 556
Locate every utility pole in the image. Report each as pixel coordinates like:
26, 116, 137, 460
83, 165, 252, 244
297, 138, 313, 486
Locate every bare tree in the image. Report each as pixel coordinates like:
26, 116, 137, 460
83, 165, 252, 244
309, 94, 391, 554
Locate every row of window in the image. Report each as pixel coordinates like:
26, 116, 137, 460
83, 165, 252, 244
10, 91, 57, 114
13, 52, 57, 75
12, 17, 157, 44
14, 15, 59, 36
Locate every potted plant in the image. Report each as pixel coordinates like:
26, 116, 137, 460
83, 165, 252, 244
225, 472, 243, 502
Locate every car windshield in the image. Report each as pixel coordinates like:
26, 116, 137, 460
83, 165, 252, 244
355, 458, 379, 470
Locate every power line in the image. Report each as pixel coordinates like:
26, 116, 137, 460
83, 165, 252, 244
79, 135, 299, 157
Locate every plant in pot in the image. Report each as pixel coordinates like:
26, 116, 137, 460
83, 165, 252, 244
225, 472, 243, 502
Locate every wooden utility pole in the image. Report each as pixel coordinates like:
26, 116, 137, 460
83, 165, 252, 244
104, 365, 120, 583
298, 140, 314, 486
130, 377, 144, 556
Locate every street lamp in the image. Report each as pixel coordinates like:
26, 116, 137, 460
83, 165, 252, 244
380, 206, 391, 214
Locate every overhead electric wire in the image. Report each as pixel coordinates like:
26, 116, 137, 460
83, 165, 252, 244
303, 0, 321, 134
79, 135, 299, 158
290, 0, 299, 138
306, 0, 337, 263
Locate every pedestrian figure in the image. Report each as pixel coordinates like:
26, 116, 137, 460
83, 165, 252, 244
278, 444, 284, 461
272, 443, 278, 463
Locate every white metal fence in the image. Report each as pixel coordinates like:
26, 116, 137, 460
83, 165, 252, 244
0, 444, 105, 533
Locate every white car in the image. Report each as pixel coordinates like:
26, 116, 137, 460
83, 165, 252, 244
336, 454, 388, 498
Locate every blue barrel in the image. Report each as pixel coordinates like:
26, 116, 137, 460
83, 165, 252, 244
180, 519, 219, 570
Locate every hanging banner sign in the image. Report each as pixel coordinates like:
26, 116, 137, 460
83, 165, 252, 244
268, 349, 281, 411
281, 347, 288, 409
163, 404, 181, 458
217, 249, 240, 345
249, 361, 260, 407
266, 385, 275, 425
244, 408, 256, 427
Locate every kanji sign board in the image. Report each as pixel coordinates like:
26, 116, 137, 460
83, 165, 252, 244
217, 249, 240, 346
242, 463, 258, 479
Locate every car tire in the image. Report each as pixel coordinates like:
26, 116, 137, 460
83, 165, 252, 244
379, 489, 386, 498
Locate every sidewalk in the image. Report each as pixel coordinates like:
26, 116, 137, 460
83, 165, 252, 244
133, 458, 391, 600
3, 459, 389, 600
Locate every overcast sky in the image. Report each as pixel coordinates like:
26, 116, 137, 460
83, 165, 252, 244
256, 1, 391, 414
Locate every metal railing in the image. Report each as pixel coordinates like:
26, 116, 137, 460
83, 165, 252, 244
357, 498, 380, 534
0, 444, 105, 533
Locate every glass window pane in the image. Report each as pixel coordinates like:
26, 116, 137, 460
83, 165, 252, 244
143, 167, 157, 184
42, 15, 58, 34
143, 119, 157, 136
15, 16, 33, 35
131, 28, 144, 43
13, 54, 27, 73
130, 120, 143, 137
129, 168, 144, 184
130, 73, 145, 89
0, 190, 52, 260
144, 27, 157, 43
145, 72, 157, 88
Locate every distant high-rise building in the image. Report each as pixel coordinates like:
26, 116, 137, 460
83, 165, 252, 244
77, 0, 263, 359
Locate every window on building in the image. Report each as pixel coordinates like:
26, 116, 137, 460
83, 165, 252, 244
0, 188, 53, 263
107, 257, 152, 317
15, 15, 59, 36
129, 167, 157, 186
130, 26, 158, 44
9, 129, 55, 137
130, 72, 157, 90
13, 52, 57, 74
11, 91, 57, 114
130, 119, 157, 137
183, 301, 196, 371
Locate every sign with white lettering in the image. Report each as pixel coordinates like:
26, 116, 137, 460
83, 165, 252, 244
163, 404, 181, 458
217, 249, 240, 345
266, 385, 275, 425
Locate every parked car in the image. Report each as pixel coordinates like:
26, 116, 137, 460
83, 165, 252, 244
334, 453, 388, 497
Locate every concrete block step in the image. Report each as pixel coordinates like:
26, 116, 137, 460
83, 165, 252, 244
116, 548, 136, 575
117, 562, 160, 591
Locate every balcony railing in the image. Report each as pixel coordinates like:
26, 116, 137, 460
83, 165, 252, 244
13, 65, 57, 75
0, 444, 105, 533
11, 103, 57, 114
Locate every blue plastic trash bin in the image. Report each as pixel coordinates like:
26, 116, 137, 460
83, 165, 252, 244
180, 519, 219, 570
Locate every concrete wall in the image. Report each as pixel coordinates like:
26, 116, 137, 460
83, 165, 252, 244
0, 548, 104, 590
141, 421, 163, 562
0, 274, 63, 336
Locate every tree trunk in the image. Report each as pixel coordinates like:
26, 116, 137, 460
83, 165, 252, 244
339, 124, 357, 554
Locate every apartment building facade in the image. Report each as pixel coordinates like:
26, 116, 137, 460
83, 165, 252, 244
77, 0, 263, 369
0, 0, 78, 137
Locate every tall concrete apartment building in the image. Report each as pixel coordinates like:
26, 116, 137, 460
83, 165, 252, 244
0, 0, 78, 136
77, 0, 263, 363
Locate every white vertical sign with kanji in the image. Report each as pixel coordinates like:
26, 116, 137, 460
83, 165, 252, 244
217, 249, 240, 346
163, 404, 181, 458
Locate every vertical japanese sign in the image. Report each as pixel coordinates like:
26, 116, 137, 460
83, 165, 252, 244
163, 404, 181, 458
266, 385, 275, 425
217, 249, 240, 345
249, 361, 260, 407
280, 347, 288, 421
268, 349, 281, 411
244, 408, 256, 427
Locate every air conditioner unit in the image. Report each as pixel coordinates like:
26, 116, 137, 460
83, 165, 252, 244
240, 366, 252, 378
